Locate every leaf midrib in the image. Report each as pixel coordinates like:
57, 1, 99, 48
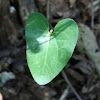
42, 35, 51, 74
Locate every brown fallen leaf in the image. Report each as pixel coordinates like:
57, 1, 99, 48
80, 0, 89, 6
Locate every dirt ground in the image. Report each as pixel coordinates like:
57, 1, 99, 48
0, 0, 100, 100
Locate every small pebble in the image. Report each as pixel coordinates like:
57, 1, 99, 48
0, 93, 3, 100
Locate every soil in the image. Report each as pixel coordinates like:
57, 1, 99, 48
0, 0, 100, 100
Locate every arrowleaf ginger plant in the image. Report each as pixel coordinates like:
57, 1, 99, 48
25, 12, 78, 85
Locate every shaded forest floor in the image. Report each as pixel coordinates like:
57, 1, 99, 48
0, 0, 100, 100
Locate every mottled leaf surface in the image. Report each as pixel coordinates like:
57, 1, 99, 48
25, 12, 78, 85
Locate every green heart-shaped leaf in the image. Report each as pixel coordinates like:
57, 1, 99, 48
25, 12, 78, 85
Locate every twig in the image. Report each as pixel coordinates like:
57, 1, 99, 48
59, 86, 69, 100
90, 0, 94, 31
61, 70, 82, 100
